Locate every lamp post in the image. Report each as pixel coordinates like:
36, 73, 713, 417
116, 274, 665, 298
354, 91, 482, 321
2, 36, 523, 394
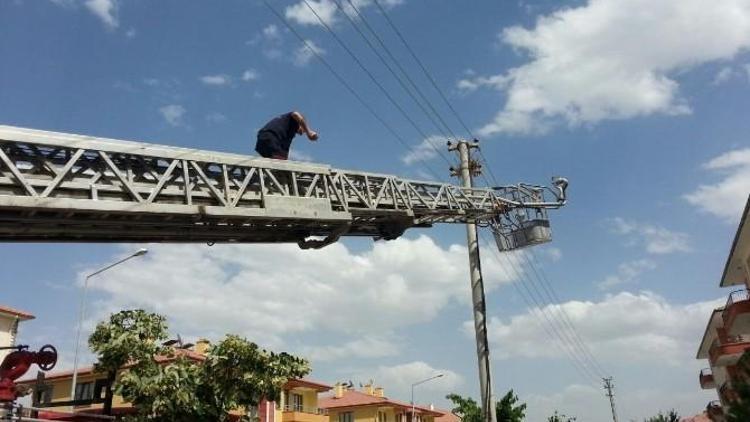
411, 374, 443, 422
70, 248, 148, 400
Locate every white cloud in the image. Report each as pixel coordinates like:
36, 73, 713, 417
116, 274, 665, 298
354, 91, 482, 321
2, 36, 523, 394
158, 104, 186, 127
84, 0, 119, 30
285, 0, 404, 27
286, 0, 339, 27
358, 361, 463, 398
469, 0, 750, 136
85, 236, 517, 346
241, 69, 259, 82
712, 66, 735, 85
480, 291, 722, 363
745, 63, 750, 81
401, 136, 447, 165
301, 334, 400, 362
597, 258, 656, 290
200, 74, 232, 86
125, 28, 136, 38
294, 40, 325, 67
684, 148, 750, 222
205, 112, 227, 124
263, 24, 281, 40
607, 217, 691, 254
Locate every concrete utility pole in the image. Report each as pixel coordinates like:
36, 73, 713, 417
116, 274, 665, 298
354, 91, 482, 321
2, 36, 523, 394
603, 377, 619, 422
449, 140, 497, 422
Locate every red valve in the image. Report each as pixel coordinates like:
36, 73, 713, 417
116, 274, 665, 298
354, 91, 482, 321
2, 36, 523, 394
0, 345, 58, 402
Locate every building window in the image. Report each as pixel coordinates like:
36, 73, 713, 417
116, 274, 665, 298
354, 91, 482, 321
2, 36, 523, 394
74, 382, 94, 401
378, 411, 387, 422
339, 412, 353, 422
291, 393, 303, 411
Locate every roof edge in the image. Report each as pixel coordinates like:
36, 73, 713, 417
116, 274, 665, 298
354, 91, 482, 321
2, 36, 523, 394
720, 195, 750, 287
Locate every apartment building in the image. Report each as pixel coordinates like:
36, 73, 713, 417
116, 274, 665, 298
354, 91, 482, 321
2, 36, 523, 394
319, 383, 443, 422
696, 196, 750, 421
0, 304, 35, 363
19, 340, 332, 422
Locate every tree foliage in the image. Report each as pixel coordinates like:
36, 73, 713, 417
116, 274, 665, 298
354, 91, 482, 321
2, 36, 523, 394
446, 393, 481, 422
446, 391, 526, 422
643, 409, 679, 422
496, 390, 526, 422
89, 309, 310, 422
726, 356, 750, 422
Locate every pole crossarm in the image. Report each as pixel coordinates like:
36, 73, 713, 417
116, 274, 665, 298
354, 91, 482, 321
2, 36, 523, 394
0, 126, 566, 246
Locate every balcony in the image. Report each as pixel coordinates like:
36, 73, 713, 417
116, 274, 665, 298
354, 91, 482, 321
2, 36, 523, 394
700, 368, 716, 389
723, 289, 750, 336
709, 335, 750, 367
281, 405, 328, 422
706, 400, 723, 419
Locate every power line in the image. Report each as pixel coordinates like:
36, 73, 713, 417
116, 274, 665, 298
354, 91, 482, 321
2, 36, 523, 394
370, 0, 501, 185
478, 231, 600, 387
300, 0, 454, 167
260, 0, 445, 181
342, 0, 460, 141
525, 249, 610, 377
331, 0, 453, 143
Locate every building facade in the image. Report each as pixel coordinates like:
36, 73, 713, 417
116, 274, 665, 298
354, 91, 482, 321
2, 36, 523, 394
19, 340, 332, 422
696, 197, 750, 421
0, 304, 35, 363
319, 383, 443, 422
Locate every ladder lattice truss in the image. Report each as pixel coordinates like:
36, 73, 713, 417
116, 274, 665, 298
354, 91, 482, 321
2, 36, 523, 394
0, 126, 566, 248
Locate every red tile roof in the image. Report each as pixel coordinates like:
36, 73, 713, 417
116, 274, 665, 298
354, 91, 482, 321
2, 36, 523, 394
434, 410, 460, 422
0, 305, 35, 320
18, 348, 206, 383
319, 389, 442, 416
285, 378, 332, 392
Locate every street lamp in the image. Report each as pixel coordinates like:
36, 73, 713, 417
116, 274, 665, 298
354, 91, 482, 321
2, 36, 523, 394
70, 248, 148, 399
411, 374, 443, 422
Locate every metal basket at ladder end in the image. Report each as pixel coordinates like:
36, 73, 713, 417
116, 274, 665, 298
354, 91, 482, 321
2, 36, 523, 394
491, 216, 552, 252
488, 179, 566, 252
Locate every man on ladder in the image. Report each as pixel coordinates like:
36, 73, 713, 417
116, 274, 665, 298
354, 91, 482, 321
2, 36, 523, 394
255, 111, 319, 160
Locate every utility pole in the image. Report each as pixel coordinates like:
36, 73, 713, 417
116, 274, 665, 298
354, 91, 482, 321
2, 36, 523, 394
449, 140, 497, 422
603, 377, 619, 422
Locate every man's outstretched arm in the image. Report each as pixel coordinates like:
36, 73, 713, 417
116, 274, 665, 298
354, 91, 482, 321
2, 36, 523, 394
291, 111, 318, 140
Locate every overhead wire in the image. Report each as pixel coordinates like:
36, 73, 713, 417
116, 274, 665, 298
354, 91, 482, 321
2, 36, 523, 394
266, 0, 609, 385
363, 0, 608, 381
260, 0, 445, 182
524, 249, 610, 377
330, 0, 453, 143
299, 0, 454, 168
341, 0, 460, 141
370, 0, 501, 186
478, 231, 601, 387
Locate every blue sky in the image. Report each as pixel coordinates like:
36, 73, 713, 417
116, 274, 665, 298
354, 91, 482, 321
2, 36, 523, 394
3, 0, 750, 420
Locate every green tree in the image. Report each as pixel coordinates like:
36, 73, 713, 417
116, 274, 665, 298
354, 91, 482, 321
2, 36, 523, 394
446, 391, 526, 422
89, 309, 310, 421
446, 393, 481, 422
547, 410, 576, 422
725, 356, 750, 422
643, 409, 679, 422
496, 390, 526, 422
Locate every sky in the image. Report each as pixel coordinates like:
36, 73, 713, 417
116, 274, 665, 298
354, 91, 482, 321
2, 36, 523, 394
2, 0, 750, 420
